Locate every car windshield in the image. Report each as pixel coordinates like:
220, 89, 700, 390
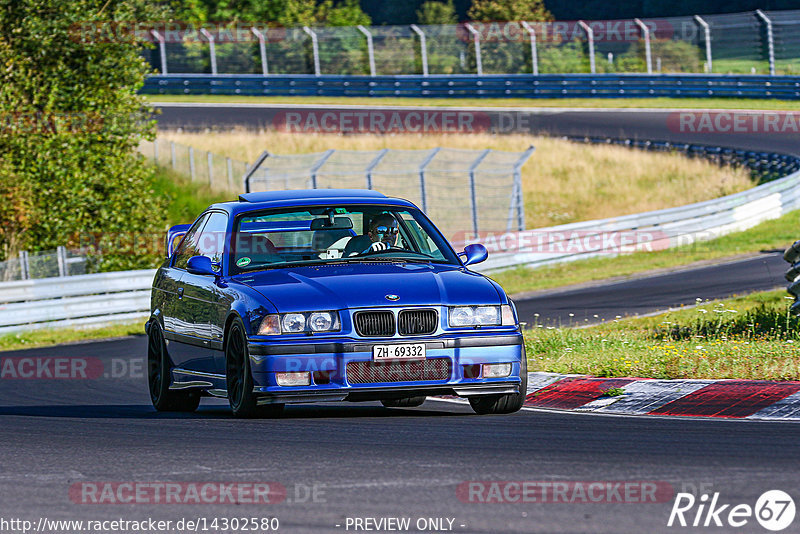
230, 204, 460, 274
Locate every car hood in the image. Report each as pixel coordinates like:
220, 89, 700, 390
233, 262, 503, 312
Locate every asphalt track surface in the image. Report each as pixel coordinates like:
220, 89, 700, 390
1, 106, 797, 533
2, 337, 800, 534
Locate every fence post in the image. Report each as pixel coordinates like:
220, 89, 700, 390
153, 138, 159, 163
170, 141, 176, 169
226, 157, 234, 189
251, 27, 269, 75
357, 25, 376, 76
365, 148, 388, 189
694, 15, 712, 73
577, 21, 595, 74
243, 151, 270, 193
150, 30, 168, 75
56, 246, 67, 277
207, 151, 214, 185
418, 148, 441, 213
410, 25, 429, 76
755, 10, 776, 76
309, 149, 335, 189
200, 28, 217, 75
303, 26, 321, 76
19, 251, 29, 280
468, 149, 491, 239
512, 146, 535, 231
520, 21, 539, 75
634, 18, 652, 74
189, 146, 196, 181
464, 23, 483, 75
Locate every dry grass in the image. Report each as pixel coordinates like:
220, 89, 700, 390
157, 130, 754, 228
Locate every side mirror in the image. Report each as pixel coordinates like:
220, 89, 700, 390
187, 255, 217, 276
462, 243, 488, 266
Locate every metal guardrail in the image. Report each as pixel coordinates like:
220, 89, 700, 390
473, 164, 800, 273
141, 74, 800, 100
0, 270, 156, 333
563, 136, 800, 183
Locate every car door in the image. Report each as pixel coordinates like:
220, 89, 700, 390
176, 211, 230, 375
167, 212, 210, 371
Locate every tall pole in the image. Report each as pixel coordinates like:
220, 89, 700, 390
200, 28, 217, 75
464, 23, 483, 75
520, 21, 539, 75
251, 27, 269, 75
694, 15, 712, 73
357, 25, 376, 76
410, 25, 429, 76
150, 30, 168, 75
756, 10, 776, 76
303, 26, 321, 76
577, 21, 595, 74
634, 18, 652, 74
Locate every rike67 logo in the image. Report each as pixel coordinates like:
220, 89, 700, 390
668, 490, 795, 531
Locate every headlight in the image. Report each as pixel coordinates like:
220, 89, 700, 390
449, 305, 502, 327
259, 311, 340, 335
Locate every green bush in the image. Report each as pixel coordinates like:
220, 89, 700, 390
0, 0, 167, 271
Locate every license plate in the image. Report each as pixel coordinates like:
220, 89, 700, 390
373, 344, 426, 361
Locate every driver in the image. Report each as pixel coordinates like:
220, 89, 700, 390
343, 213, 399, 257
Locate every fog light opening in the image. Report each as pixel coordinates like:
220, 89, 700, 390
463, 364, 482, 379
276, 372, 311, 386
313, 370, 332, 385
483, 363, 512, 378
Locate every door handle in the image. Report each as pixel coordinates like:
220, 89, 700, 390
177, 287, 184, 299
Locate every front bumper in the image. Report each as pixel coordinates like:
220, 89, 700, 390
246, 333, 524, 404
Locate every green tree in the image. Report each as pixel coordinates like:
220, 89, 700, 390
0, 0, 167, 270
417, 0, 458, 25
467, 0, 551, 21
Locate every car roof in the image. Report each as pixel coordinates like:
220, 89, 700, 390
210, 189, 419, 217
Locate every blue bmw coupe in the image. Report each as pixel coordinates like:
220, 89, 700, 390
147, 189, 526, 417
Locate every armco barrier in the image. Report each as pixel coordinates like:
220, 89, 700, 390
472, 166, 800, 273
0, 269, 156, 333
141, 74, 800, 100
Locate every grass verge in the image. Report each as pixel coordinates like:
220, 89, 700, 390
492, 208, 799, 296
0, 322, 144, 352
150, 164, 231, 227
147, 94, 800, 111
525, 290, 800, 380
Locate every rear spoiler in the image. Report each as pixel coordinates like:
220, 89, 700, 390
166, 224, 192, 257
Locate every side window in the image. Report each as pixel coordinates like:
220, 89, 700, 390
196, 212, 229, 267
173, 213, 210, 270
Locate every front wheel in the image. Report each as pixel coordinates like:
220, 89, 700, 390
225, 318, 284, 418
468, 357, 528, 415
147, 322, 200, 412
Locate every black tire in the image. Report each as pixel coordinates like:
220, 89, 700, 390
147, 322, 200, 412
225, 318, 284, 418
381, 396, 426, 408
468, 357, 528, 415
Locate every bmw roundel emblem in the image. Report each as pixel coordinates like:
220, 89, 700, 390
385, 294, 400, 301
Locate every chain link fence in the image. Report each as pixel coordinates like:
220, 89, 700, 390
139, 138, 250, 191
141, 10, 800, 77
243, 147, 533, 240
0, 247, 87, 282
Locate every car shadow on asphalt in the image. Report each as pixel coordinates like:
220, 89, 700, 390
0, 402, 471, 419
